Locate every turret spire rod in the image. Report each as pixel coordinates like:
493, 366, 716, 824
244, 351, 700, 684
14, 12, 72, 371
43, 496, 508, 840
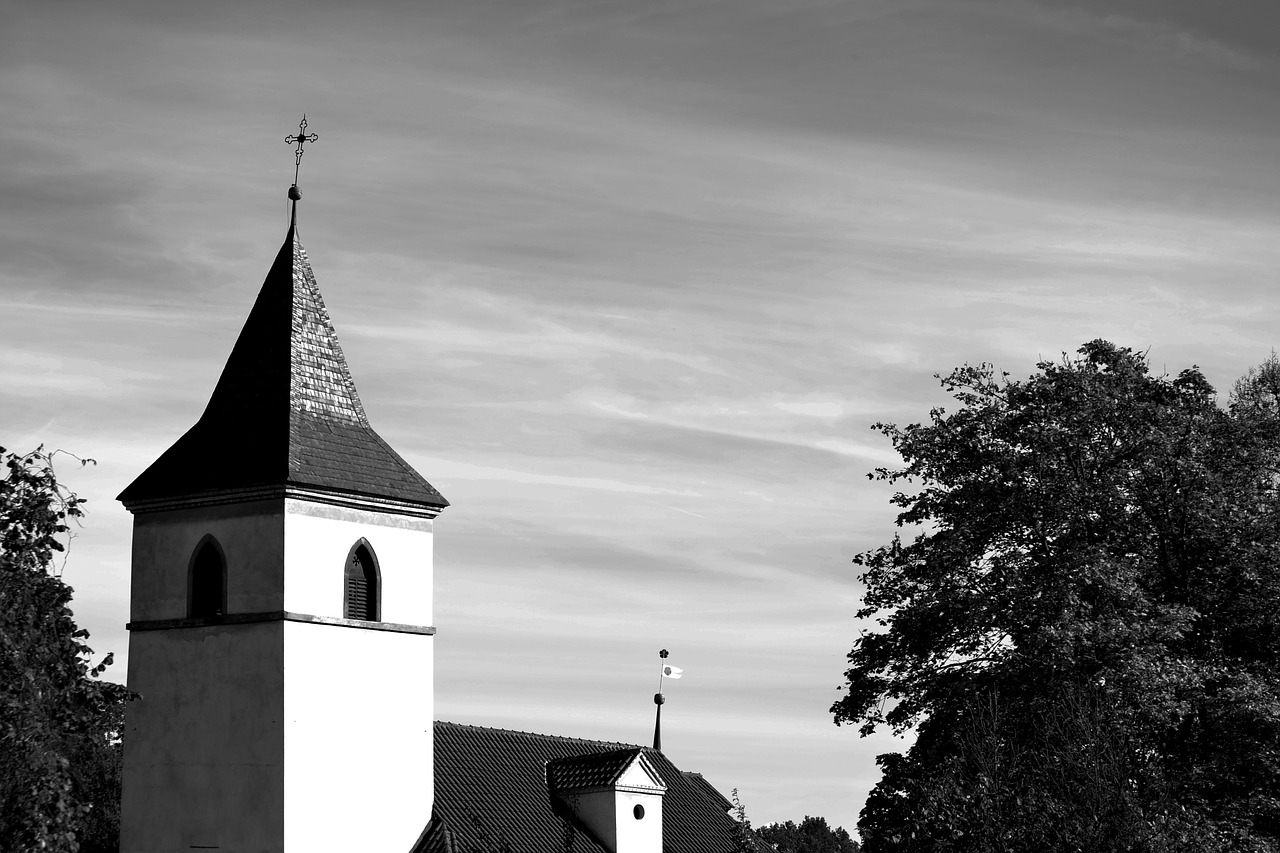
653, 649, 669, 752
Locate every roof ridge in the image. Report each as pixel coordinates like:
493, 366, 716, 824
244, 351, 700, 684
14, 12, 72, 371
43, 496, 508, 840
548, 745, 643, 756
434, 720, 639, 748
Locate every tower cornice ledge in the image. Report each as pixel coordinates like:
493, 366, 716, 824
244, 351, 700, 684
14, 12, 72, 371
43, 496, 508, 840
121, 483, 444, 519
126, 610, 437, 635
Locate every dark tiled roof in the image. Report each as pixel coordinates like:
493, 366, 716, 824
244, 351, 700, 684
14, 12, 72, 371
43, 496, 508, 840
423, 721, 762, 853
547, 748, 659, 792
119, 226, 447, 510
682, 772, 733, 813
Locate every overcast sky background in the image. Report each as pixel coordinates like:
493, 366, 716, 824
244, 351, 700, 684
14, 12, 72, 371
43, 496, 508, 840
6, 0, 1280, 835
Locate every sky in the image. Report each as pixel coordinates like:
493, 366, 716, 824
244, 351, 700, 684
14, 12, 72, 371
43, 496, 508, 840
5, 0, 1280, 836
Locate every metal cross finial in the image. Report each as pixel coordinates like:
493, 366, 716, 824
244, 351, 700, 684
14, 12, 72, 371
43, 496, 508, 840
285, 115, 318, 188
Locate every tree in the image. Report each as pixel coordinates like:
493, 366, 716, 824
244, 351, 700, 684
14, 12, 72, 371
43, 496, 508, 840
833, 342, 1280, 851
758, 815, 861, 853
730, 788, 775, 853
0, 446, 130, 853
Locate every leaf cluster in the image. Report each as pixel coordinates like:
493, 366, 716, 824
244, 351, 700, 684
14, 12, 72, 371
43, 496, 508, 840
730, 788, 776, 853
757, 814, 861, 853
0, 447, 131, 853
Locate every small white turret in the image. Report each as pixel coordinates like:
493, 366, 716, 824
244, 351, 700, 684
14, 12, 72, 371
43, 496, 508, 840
548, 748, 668, 853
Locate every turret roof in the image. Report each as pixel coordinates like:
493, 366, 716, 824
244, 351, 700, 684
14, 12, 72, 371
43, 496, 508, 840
118, 225, 447, 511
547, 747, 665, 791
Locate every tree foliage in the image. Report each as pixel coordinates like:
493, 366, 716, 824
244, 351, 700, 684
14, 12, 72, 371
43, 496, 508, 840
0, 446, 130, 853
834, 343, 1280, 851
730, 788, 778, 853
758, 815, 861, 853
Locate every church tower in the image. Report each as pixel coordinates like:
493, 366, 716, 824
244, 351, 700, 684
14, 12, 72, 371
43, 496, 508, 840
117, 168, 446, 852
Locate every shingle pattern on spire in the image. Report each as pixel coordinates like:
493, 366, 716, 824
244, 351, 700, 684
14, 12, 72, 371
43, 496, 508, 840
285, 237, 367, 423
419, 722, 770, 853
118, 227, 446, 509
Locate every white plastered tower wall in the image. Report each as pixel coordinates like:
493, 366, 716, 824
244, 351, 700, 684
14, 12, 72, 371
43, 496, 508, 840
281, 499, 434, 852
282, 499, 432, 623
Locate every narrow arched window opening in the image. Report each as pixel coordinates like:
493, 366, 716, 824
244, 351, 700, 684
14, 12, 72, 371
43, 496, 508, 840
189, 537, 226, 619
344, 541, 380, 621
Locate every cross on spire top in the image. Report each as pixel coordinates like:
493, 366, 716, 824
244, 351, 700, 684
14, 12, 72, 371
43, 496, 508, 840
284, 115, 318, 223
285, 114, 318, 192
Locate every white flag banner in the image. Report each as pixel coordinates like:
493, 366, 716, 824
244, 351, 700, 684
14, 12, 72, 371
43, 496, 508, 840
662, 664, 683, 679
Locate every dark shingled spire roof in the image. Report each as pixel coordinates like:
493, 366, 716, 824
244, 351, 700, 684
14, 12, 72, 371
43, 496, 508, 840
118, 226, 447, 511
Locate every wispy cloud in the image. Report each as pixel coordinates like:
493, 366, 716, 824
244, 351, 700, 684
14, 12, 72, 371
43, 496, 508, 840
416, 457, 703, 497
1022, 5, 1263, 72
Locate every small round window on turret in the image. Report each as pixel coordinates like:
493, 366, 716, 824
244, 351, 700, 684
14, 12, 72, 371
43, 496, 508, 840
633, 804, 645, 820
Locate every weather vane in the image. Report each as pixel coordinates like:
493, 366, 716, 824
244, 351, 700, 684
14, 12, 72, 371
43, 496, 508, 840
285, 115, 318, 195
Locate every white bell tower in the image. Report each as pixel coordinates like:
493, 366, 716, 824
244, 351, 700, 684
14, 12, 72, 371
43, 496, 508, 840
118, 190, 446, 852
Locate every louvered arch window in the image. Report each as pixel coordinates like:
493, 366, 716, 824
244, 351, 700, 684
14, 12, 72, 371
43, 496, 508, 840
189, 536, 226, 619
344, 540, 380, 621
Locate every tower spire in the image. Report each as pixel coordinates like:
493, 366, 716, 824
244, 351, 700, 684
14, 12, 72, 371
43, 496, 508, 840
285, 114, 318, 226
117, 128, 447, 513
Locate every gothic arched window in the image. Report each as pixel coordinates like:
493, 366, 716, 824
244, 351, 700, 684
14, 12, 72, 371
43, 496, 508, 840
344, 540, 380, 621
189, 536, 226, 619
